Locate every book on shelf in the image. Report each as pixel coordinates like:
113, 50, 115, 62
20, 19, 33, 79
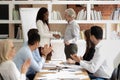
94, 10, 97, 20
76, 9, 86, 20
16, 26, 23, 39
97, 11, 102, 20
0, 34, 8, 39
83, 11, 87, 20
51, 11, 62, 20
76, 10, 80, 20
57, 11, 62, 20
91, 10, 102, 20
113, 10, 119, 20
13, 8, 20, 20
80, 30, 85, 40
111, 8, 120, 20
91, 10, 95, 20
52, 11, 58, 20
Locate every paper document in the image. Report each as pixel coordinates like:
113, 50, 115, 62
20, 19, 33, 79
43, 63, 57, 68
36, 71, 88, 80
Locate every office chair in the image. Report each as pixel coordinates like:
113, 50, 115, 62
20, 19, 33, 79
117, 64, 120, 80
110, 63, 120, 80
0, 73, 4, 80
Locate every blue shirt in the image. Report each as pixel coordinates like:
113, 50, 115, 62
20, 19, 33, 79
27, 49, 42, 75
13, 44, 45, 75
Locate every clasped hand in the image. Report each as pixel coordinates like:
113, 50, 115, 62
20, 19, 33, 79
41, 44, 52, 57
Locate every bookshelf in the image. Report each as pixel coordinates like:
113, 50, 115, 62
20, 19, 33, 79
0, 0, 120, 41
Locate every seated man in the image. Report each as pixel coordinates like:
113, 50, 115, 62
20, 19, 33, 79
14, 29, 52, 80
24, 29, 47, 80
71, 26, 113, 80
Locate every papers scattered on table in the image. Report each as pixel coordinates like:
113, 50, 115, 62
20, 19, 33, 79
58, 62, 83, 69
43, 63, 57, 68
36, 71, 89, 80
43, 60, 63, 68
38, 61, 88, 80
40, 69, 57, 73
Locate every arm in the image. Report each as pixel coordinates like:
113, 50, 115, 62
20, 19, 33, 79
9, 61, 26, 80
32, 49, 42, 62
27, 51, 45, 72
37, 20, 53, 38
25, 45, 52, 72
80, 48, 105, 73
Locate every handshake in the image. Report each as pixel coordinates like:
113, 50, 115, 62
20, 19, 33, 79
52, 31, 61, 39
53, 34, 61, 39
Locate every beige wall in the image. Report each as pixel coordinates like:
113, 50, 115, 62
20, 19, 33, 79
50, 24, 66, 36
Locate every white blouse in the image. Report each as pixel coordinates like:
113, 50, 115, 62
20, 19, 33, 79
37, 20, 54, 47
0, 60, 26, 80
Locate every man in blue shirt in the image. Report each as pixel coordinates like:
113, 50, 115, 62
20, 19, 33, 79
14, 29, 52, 80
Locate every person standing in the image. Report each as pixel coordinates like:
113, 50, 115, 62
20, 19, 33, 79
36, 7, 60, 60
64, 8, 80, 63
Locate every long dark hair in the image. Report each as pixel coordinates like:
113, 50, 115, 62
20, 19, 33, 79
36, 7, 49, 25
84, 29, 95, 55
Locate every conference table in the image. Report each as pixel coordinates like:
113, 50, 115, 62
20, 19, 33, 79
34, 60, 90, 80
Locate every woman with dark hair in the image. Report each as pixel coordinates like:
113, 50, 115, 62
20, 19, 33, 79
83, 29, 95, 61
36, 7, 49, 26
36, 7, 60, 60
74, 29, 95, 65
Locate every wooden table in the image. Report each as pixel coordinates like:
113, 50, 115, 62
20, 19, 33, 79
34, 69, 90, 80
34, 61, 90, 80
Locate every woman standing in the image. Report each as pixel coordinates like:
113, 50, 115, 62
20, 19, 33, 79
36, 7, 60, 60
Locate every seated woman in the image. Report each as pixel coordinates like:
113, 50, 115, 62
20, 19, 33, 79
68, 29, 95, 64
82, 29, 95, 61
0, 39, 30, 80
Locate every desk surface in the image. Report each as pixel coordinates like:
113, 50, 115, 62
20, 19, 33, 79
34, 61, 90, 80
34, 70, 90, 80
